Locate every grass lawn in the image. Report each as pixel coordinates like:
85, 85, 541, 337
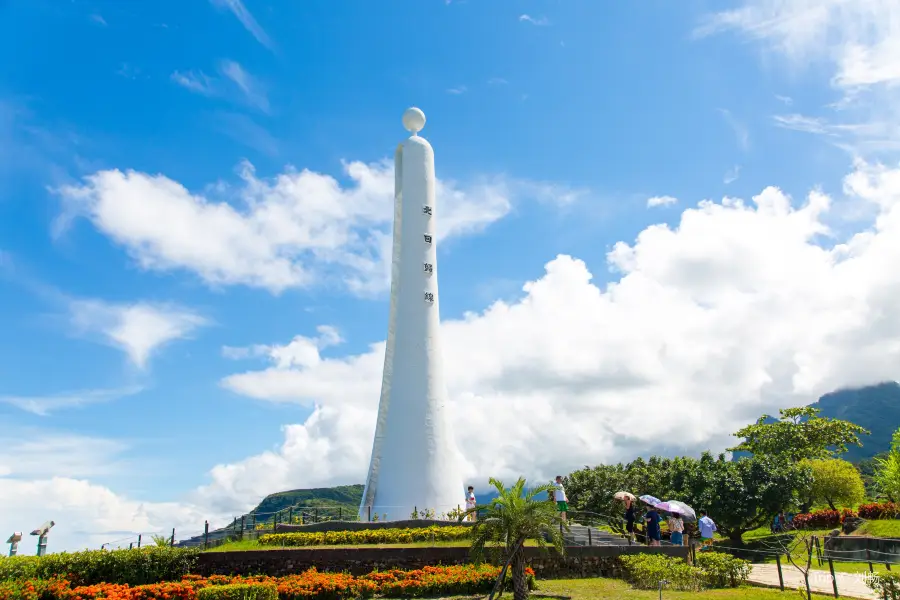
856, 519, 900, 538
712, 526, 899, 574
439, 578, 834, 599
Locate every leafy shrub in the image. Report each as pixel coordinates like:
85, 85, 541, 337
619, 554, 702, 591
867, 571, 900, 600
198, 583, 277, 600
0, 546, 200, 586
859, 502, 900, 520
791, 509, 846, 529
258, 525, 471, 547
694, 552, 750, 588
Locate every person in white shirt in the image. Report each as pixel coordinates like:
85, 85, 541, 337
554, 476, 568, 522
698, 510, 717, 547
465, 486, 477, 521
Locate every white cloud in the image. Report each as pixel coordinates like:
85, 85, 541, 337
90, 14, 107, 26
446, 86, 467, 95
647, 195, 678, 207
697, 0, 900, 154
0, 386, 143, 416
68, 300, 207, 368
194, 160, 900, 512
56, 160, 575, 295
519, 14, 549, 26
209, 0, 273, 51
0, 433, 129, 479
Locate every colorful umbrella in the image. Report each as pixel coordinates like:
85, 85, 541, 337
614, 491, 636, 502
639, 494, 662, 507
654, 500, 697, 521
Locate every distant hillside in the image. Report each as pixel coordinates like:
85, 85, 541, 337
733, 381, 900, 462
250, 484, 364, 517
811, 381, 900, 461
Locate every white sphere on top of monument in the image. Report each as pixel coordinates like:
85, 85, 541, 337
402, 107, 426, 133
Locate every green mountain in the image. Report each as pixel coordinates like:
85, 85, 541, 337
810, 381, 900, 461
250, 484, 363, 519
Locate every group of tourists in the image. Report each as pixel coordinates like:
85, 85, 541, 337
623, 495, 717, 547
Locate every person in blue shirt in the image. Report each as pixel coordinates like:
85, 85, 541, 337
698, 510, 717, 547
645, 509, 661, 546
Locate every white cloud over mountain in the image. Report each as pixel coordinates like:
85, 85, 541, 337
55, 160, 570, 295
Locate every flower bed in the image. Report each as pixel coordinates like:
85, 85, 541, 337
0, 565, 534, 600
257, 526, 471, 547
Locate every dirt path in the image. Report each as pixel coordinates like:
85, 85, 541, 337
749, 563, 879, 599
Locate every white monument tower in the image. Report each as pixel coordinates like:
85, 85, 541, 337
359, 108, 464, 521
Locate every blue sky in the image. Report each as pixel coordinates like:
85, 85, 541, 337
2, 0, 899, 551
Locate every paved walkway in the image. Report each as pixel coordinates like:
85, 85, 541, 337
749, 563, 879, 599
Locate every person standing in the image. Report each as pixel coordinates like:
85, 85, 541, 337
553, 476, 568, 522
668, 513, 684, 546
624, 497, 636, 542
645, 508, 662, 546
698, 510, 717, 548
465, 486, 477, 521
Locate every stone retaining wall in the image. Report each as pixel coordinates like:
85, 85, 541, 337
197, 545, 689, 579
823, 535, 900, 563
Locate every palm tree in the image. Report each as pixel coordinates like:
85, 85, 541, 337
466, 477, 567, 600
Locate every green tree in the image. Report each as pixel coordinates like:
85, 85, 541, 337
467, 477, 565, 600
686, 453, 810, 543
800, 458, 866, 511
729, 407, 869, 462
874, 428, 900, 501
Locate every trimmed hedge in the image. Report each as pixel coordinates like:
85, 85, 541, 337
257, 525, 471, 547
859, 502, 900, 520
198, 583, 277, 600
619, 552, 749, 591
620, 554, 701, 591
0, 546, 199, 586
792, 509, 846, 530
694, 552, 750, 588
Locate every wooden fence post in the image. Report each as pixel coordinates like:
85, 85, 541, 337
775, 555, 785, 591
170, 528, 175, 547
137, 534, 141, 549
867, 539, 875, 573
828, 557, 838, 597
240, 516, 245, 541
204, 521, 209, 550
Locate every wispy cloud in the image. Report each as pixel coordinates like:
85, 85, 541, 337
68, 300, 208, 369
219, 60, 269, 112
90, 14, 107, 26
0, 386, 143, 416
488, 77, 508, 85
519, 14, 549, 26
723, 165, 741, 184
773, 113, 830, 135
718, 108, 750, 151
647, 195, 678, 208
171, 71, 215, 95
211, 111, 279, 156
171, 61, 269, 113
446, 85, 467, 95
209, 0, 274, 51
775, 95, 793, 106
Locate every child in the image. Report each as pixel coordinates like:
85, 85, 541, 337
465, 486, 477, 521
668, 513, 684, 546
